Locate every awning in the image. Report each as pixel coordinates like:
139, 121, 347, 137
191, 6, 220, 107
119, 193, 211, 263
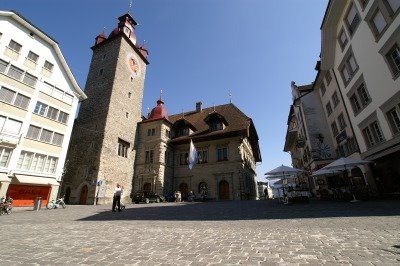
364, 144, 400, 161
13, 174, 60, 186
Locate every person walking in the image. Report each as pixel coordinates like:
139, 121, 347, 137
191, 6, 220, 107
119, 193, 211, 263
112, 183, 122, 212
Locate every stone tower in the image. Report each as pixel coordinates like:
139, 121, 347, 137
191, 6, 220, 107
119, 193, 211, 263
62, 12, 149, 205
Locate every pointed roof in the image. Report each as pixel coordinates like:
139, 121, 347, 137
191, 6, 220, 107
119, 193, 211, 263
147, 97, 169, 121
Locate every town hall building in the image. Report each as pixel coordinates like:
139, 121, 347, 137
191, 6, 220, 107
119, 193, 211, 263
61, 11, 261, 204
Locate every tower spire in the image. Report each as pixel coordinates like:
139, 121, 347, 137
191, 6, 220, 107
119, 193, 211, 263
229, 90, 232, 103
128, 0, 132, 14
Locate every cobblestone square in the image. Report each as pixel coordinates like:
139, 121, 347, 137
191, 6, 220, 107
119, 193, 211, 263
1, 199, 399, 265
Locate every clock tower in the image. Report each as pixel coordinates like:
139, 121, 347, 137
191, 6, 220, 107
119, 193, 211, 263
62, 12, 149, 205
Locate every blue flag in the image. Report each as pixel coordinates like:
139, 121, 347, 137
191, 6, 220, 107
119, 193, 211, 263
188, 139, 198, 170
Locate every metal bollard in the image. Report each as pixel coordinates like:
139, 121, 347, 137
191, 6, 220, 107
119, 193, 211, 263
33, 197, 42, 211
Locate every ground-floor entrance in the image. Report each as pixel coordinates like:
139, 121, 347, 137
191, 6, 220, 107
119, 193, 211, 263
7, 184, 51, 207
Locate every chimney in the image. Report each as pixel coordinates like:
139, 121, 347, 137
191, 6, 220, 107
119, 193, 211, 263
196, 101, 202, 112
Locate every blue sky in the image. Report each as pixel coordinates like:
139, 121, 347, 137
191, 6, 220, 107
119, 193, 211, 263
1, 0, 328, 180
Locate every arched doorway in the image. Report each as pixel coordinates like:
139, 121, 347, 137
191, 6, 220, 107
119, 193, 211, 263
65, 187, 71, 204
179, 182, 188, 201
79, 185, 88, 204
143, 182, 152, 192
219, 180, 230, 200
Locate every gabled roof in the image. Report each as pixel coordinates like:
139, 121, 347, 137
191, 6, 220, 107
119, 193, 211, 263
1, 10, 87, 100
169, 103, 261, 162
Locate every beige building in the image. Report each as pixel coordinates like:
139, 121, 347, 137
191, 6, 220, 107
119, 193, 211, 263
0, 11, 86, 206
134, 100, 262, 201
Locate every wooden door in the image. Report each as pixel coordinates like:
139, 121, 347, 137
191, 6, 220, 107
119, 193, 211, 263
219, 180, 230, 200
80, 185, 88, 204
143, 182, 151, 192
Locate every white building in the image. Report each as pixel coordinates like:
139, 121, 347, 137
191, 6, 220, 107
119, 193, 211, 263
0, 11, 86, 206
320, 0, 400, 193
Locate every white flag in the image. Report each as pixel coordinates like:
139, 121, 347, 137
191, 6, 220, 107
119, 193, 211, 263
188, 139, 198, 170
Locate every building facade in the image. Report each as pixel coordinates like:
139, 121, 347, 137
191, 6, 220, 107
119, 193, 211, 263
284, 82, 336, 191
134, 100, 262, 201
320, 0, 400, 193
285, 0, 400, 195
0, 11, 86, 206
61, 13, 149, 205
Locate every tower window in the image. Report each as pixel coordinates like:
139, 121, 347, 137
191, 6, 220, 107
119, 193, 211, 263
128, 92, 132, 98
102, 54, 107, 60
130, 77, 134, 82
118, 138, 130, 158
145, 150, 154, 163
125, 112, 129, 118
99, 69, 104, 76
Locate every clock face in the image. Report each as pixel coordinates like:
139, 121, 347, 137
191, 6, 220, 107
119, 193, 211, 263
127, 53, 140, 77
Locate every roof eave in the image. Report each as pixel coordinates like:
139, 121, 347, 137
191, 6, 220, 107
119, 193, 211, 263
2, 11, 87, 101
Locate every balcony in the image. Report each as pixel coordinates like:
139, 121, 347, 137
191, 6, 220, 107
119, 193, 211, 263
0, 132, 20, 146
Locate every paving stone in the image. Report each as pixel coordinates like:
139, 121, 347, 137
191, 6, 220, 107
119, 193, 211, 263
0, 199, 399, 265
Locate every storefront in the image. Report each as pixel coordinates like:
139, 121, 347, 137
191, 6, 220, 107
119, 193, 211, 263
7, 175, 60, 207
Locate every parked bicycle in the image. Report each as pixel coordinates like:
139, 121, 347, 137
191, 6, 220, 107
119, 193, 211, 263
46, 196, 66, 209
0, 196, 13, 215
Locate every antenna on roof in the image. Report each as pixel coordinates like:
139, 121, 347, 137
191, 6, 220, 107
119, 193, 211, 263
128, 0, 132, 14
160, 89, 163, 101
229, 90, 232, 103
213, 103, 216, 112
182, 109, 185, 118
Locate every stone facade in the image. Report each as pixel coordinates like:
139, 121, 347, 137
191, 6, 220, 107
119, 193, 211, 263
133, 103, 262, 201
61, 13, 148, 205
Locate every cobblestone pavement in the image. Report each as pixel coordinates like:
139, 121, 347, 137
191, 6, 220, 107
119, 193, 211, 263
0, 199, 399, 265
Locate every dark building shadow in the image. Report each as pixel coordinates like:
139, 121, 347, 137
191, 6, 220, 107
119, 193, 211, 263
77, 198, 400, 222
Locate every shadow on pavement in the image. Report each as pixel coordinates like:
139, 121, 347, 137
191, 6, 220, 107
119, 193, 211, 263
77, 198, 400, 222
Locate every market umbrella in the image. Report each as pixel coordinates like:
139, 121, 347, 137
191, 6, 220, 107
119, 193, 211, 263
265, 165, 305, 176
321, 157, 372, 171
311, 169, 342, 176
320, 157, 372, 202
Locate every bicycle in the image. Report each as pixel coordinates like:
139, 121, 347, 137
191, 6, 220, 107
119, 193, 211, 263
46, 197, 66, 209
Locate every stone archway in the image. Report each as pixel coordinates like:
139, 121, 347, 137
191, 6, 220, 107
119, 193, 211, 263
79, 185, 88, 205
219, 180, 230, 200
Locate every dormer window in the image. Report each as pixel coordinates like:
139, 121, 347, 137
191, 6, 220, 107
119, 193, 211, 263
173, 119, 195, 138
210, 121, 223, 131
176, 127, 189, 137
204, 112, 228, 132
